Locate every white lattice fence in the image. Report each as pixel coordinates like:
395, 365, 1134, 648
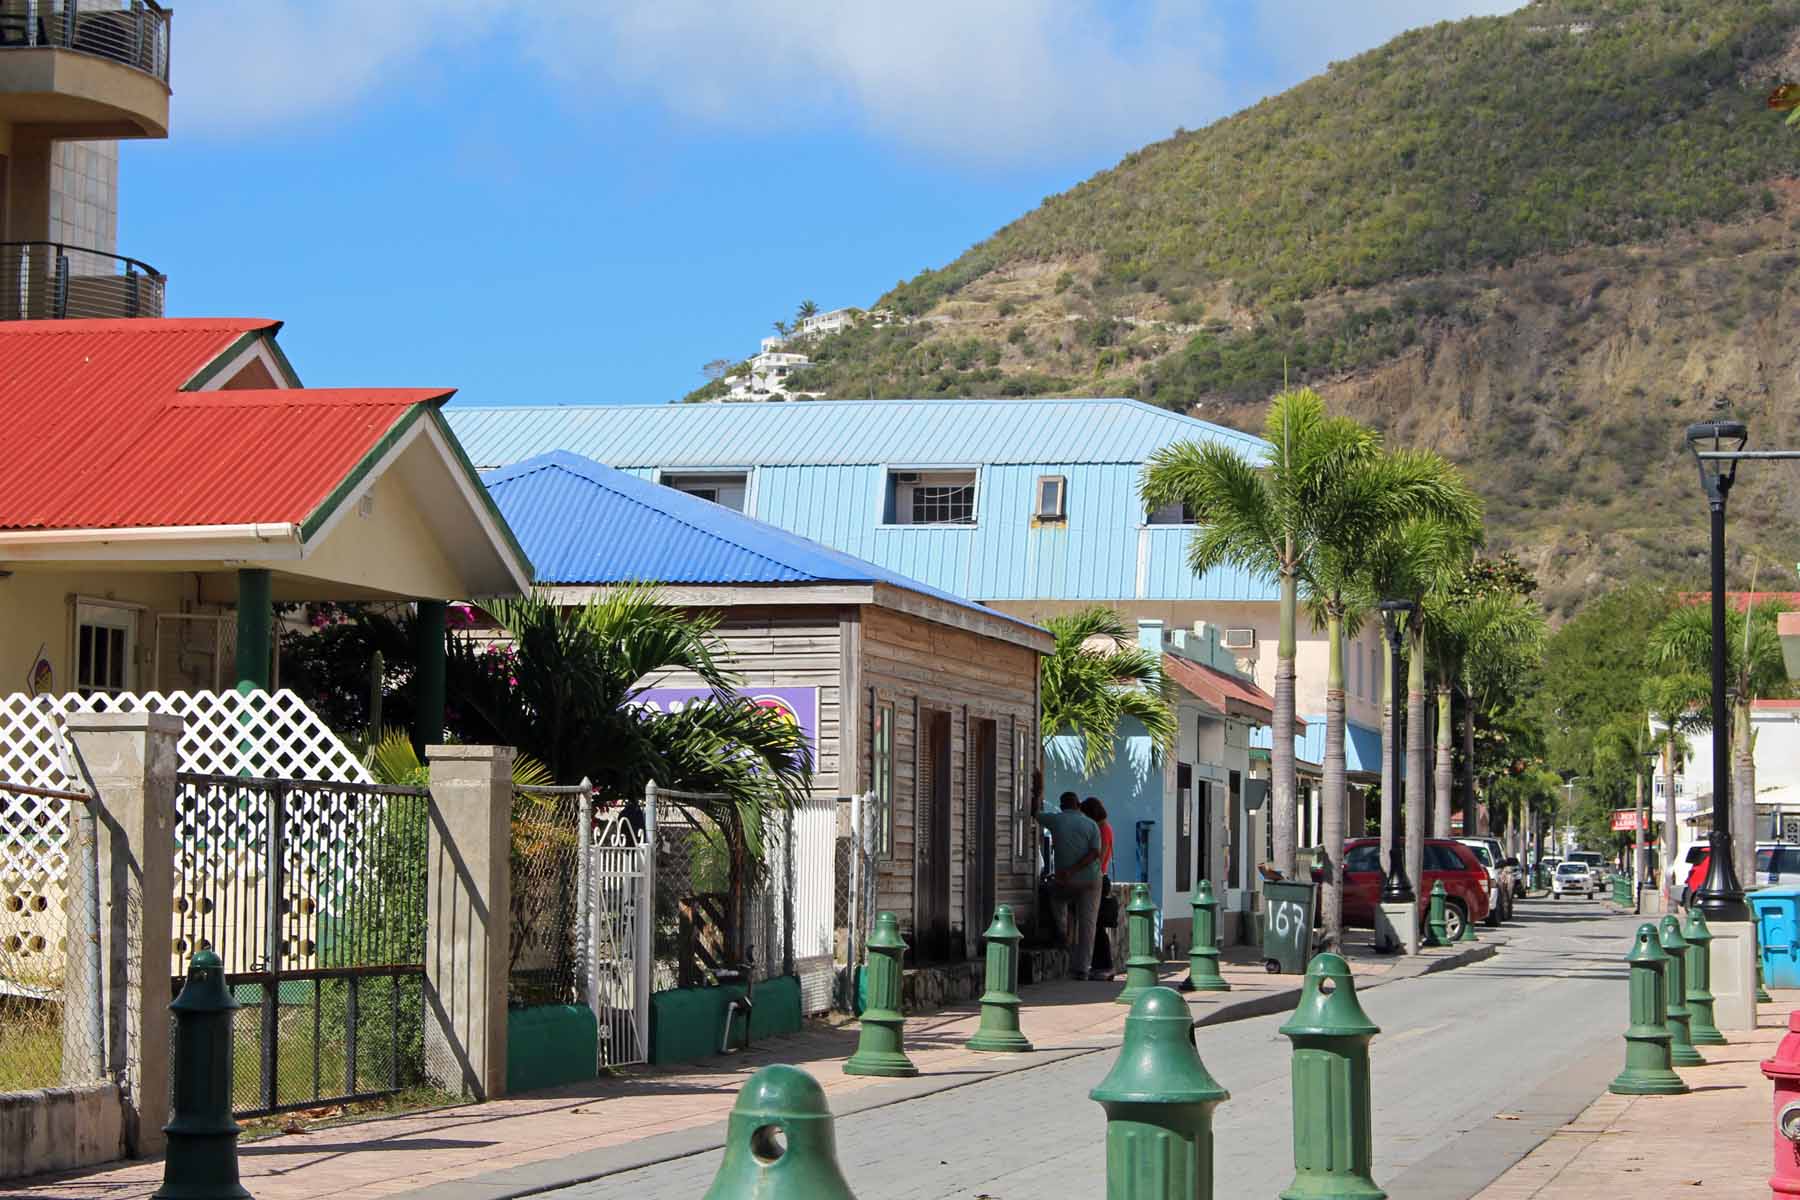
0, 689, 372, 881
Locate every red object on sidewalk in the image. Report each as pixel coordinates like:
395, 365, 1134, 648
1688, 851, 1710, 899
1759, 1010, 1800, 1197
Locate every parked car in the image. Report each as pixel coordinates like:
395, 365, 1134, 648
1567, 850, 1607, 884
1552, 861, 1598, 899
1456, 837, 1514, 924
1671, 843, 1708, 902
1331, 837, 1491, 942
1752, 842, 1800, 887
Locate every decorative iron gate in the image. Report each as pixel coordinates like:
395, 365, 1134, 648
588, 786, 653, 1068
173, 772, 430, 1117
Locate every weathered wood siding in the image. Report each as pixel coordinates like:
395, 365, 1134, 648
855, 606, 1041, 958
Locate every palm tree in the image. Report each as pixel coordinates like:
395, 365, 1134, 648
1358, 516, 1476, 946
1649, 598, 1793, 887
796, 299, 820, 322
1142, 388, 1378, 879
1039, 605, 1177, 774
1426, 588, 1543, 841
1306, 449, 1481, 950
1643, 673, 1707, 905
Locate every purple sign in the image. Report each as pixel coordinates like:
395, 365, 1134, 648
633, 685, 819, 757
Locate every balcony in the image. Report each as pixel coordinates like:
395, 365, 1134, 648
1, 241, 164, 320
0, 2, 171, 138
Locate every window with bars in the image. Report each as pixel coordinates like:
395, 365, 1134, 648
75, 602, 136, 697
886, 470, 978, 525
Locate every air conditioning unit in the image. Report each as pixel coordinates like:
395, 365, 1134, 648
893, 472, 920, 484
1222, 627, 1257, 651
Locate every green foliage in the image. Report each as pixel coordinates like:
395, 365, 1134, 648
1039, 605, 1178, 774
883, 1, 1800, 315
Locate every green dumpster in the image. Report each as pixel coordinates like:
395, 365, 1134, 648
1261, 879, 1317, 975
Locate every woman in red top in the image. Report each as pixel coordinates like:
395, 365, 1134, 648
1081, 797, 1116, 977
1081, 796, 1114, 877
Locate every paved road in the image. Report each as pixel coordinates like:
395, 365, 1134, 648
548, 899, 1641, 1200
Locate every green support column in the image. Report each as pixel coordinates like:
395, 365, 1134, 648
1181, 880, 1231, 993
1425, 881, 1448, 948
1116, 884, 1160, 1006
1682, 909, 1726, 1046
844, 912, 917, 1077
232, 568, 272, 693
1090, 986, 1229, 1200
1279, 953, 1385, 1200
1609, 923, 1688, 1095
968, 906, 1032, 1053
702, 1064, 858, 1200
1756, 919, 1775, 1004
153, 950, 249, 1200
414, 600, 448, 751
1658, 915, 1705, 1067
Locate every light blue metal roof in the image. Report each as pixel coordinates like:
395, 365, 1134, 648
447, 399, 1277, 605
448, 397, 1267, 469
482, 451, 1044, 635
1252, 718, 1385, 776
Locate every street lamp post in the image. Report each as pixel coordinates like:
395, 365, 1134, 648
1637, 747, 1655, 898
1378, 600, 1416, 903
1686, 421, 1751, 922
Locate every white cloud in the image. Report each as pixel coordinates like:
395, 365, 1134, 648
168, 1, 1527, 164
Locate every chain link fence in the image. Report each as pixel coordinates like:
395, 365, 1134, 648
831, 792, 881, 1012
0, 778, 103, 1093
508, 783, 592, 1008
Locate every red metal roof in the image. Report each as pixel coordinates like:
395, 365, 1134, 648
1162, 653, 1280, 726
0, 320, 453, 531
1679, 591, 1800, 611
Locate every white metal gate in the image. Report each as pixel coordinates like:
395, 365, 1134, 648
586, 786, 653, 1068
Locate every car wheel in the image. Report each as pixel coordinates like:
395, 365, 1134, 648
1443, 900, 1468, 943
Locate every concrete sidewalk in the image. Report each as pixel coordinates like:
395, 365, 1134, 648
9, 935, 1493, 1200
1473, 990, 1794, 1199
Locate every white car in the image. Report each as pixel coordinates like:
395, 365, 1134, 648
1552, 861, 1597, 899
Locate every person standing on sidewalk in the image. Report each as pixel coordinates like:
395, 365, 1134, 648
1081, 796, 1117, 977
1035, 791, 1104, 980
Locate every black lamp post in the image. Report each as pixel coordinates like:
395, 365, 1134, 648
1378, 599, 1416, 902
1686, 420, 1751, 922
1638, 747, 1656, 892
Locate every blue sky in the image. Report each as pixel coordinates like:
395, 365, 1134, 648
127, 1, 1518, 407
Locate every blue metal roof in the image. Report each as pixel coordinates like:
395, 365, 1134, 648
483, 451, 1043, 634
1251, 719, 1383, 774
448, 397, 1267, 469
447, 399, 1277, 605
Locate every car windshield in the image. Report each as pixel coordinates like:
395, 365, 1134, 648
1465, 844, 1494, 865
1570, 853, 1602, 866
1557, 863, 1586, 875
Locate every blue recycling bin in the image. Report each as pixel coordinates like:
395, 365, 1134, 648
1751, 886, 1800, 990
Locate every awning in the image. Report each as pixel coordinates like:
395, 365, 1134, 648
1163, 654, 1282, 727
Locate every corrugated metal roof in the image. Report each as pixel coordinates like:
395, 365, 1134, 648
483, 451, 1046, 635
448, 397, 1267, 469
0, 319, 450, 530
1164, 654, 1275, 724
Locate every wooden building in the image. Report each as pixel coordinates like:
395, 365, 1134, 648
484, 451, 1051, 964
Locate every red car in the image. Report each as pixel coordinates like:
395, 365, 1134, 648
1328, 837, 1491, 942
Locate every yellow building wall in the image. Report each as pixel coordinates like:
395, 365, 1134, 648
0, 568, 200, 696
277, 470, 468, 602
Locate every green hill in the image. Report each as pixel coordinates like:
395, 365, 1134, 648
693, 0, 1800, 613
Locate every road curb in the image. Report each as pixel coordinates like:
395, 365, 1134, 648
398, 938, 1507, 1200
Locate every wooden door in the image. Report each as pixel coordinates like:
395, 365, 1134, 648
915, 709, 953, 959
966, 719, 998, 942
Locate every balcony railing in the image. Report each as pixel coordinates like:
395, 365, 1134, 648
0, 241, 165, 320
0, 2, 171, 84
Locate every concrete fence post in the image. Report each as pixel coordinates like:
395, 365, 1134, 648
65, 711, 182, 1159
424, 744, 515, 1101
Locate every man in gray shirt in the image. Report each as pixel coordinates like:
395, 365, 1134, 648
1033, 790, 1104, 980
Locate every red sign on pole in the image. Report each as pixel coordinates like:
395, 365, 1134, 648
1611, 810, 1642, 832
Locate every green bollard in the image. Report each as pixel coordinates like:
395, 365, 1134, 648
702, 1064, 858, 1200
1181, 880, 1231, 993
1116, 884, 1161, 1006
1608, 923, 1688, 1095
1090, 986, 1229, 1200
1658, 915, 1705, 1067
844, 912, 918, 1077
1756, 919, 1775, 1004
1682, 908, 1726, 1046
153, 950, 249, 1200
1279, 952, 1384, 1200
967, 905, 1032, 1053
1458, 895, 1479, 942
1425, 881, 1448, 948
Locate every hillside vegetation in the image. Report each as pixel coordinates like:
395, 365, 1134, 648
687, 0, 1800, 614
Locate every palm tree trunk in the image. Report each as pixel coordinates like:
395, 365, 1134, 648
1734, 699, 1756, 886
1406, 627, 1427, 953
1435, 684, 1454, 840
1381, 637, 1395, 878
1461, 686, 1478, 835
1273, 564, 1299, 878
1662, 740, 1677, 909
1321, 610, 1347, 953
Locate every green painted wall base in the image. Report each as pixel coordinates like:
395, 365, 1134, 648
507, 1005, 598, 1094
649, 977, 802, 1067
